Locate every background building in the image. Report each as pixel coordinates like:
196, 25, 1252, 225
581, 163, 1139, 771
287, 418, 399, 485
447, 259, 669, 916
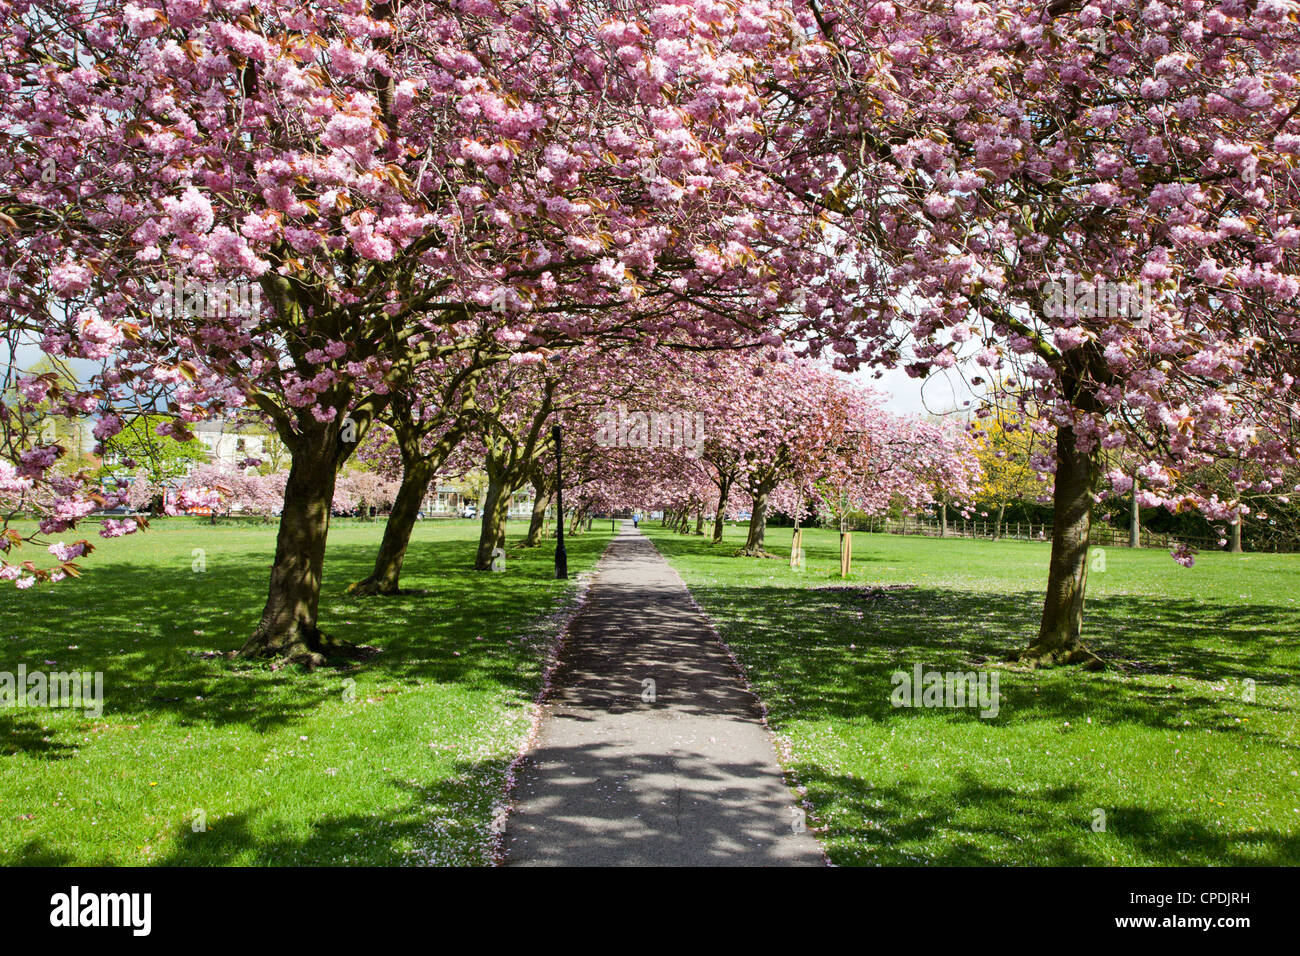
193, 420, 266, 472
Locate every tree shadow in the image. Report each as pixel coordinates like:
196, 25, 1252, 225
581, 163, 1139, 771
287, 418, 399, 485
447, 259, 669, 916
8, 760, 514, 867
0, 713, 80, 759
647, 527, 1300, 865
673, 580, 1297, 735
505, 741, 820, 866
0, 529, 613, 754
794, 767, 1300, 866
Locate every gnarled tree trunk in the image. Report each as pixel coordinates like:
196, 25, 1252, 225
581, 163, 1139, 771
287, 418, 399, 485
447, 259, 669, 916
239, 427, 347, 666
523, 483, 552, 547
1020, 425, 1099, 668
349, 458, 433, 595
742, 491, 770, 553
712, 478, 732, 542
475, 478, 510, 570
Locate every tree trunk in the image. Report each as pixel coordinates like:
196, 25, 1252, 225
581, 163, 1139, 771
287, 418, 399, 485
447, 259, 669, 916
993, 502, 1006, 540
1021, 425, 1101, 668
939, 501, 948, 537
238, 436, 346, 665
712, 480, 731, 542
1229, 519, 1243, 553
349, 459, 433, 596
475, 479, 510, 570
694, 508, 705, 535
1129, 475, 1141, 548
742, 491, 769, 552
523, 485, 552, 547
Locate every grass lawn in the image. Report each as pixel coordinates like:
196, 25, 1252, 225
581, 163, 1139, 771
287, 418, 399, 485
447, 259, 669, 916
648, 523, 1300, 866
0, 517, 610, 866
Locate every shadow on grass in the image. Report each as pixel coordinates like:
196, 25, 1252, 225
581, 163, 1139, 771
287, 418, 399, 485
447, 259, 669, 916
650, 529, 1298, 681
648, 529, 1300, 865
795, 767, 1300, 866
0, 530, 612, 754
0, 714, 79, 759
674, 581, 1298, 733
7, 758, 512, 866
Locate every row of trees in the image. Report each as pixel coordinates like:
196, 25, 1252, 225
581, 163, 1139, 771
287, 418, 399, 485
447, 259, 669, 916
342, 344, 981, 606
123, 464, 400, 519
3, 0, 1298, 669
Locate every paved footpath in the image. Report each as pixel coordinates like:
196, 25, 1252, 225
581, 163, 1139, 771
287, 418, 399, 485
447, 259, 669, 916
505, 523, 824, 866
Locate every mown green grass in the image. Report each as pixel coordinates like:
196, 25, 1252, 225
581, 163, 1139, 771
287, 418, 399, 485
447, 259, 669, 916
0, 517, 609, 865
649, 523, 1300, 866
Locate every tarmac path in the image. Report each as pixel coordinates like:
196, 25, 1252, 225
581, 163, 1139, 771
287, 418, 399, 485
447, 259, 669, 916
504, 523, 824, 866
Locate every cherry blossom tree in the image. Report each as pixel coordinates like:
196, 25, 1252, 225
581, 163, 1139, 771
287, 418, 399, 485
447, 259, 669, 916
12, 0, 1294, 677
0, 0, 862, 663
685, 353, 868, 553
571, 348, 981, 553
811, 410, 982, 533
0, 338, 130, 586
171, 462, 287, 516
452, 344, 638, 570
793, 0, 1300, 664
347, 349, 485, 594
124, 470, 160, 512
332, 468, 398, 517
